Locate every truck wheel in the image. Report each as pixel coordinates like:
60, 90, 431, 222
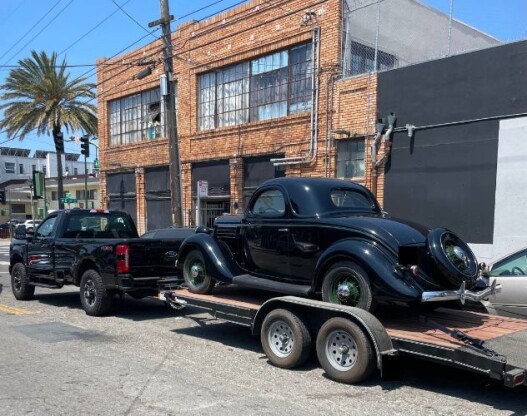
80, 270, 113, 316
11, 263, 35, 300
316, 317, 375, 384
261, 308, 311, 369
183, 250, 215, 294
321, 262, 374, 311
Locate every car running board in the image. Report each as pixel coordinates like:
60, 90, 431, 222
232, 274, 311, 297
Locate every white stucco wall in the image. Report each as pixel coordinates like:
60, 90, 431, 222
470, 117, 527, 263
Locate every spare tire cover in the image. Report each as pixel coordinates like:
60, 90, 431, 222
427, 228, 478, 288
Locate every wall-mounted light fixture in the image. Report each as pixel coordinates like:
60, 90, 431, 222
135, 67, 152, 80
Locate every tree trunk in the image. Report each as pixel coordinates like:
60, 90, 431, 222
53, 126, 65, 210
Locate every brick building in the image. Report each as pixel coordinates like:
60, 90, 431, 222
96, 0, 497, 233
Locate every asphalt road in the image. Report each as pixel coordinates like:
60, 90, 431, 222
0, 239, 526, 416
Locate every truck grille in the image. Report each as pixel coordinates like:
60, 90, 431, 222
215, 226, 238, 239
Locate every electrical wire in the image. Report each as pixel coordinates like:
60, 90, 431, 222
2, 0, 75, 65
0, 0, 65, 62
59, 0, 133, 56
111, 0, 157, 39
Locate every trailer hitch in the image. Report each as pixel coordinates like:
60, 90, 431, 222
159, 291, 188, 311
419, 315, 505, 360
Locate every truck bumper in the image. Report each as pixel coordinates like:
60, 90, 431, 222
421, 280, 501, 304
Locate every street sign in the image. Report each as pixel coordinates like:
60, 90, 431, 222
197, 180, 208, 198
60, 197, 77, 204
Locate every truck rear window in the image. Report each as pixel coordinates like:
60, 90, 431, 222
64, 213, 135, 239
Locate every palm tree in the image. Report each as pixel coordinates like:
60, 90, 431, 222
0, 50, 97, 209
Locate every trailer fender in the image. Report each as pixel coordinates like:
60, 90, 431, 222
252, 296, 401, 379
177, 232, 240, 284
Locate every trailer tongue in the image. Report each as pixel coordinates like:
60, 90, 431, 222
160, 288, 527, 387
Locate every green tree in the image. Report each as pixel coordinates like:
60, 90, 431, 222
0, 50, 97, 209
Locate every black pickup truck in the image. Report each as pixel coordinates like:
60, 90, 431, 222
9, 209, 191, 316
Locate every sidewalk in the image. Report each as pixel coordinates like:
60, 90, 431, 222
0, 238, 12, 246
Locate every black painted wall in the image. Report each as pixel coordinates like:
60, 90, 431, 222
378, 41, 527, 244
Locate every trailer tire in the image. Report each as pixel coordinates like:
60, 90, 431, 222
80, 270, 113, 316
261, 308, 311, 369
11, 263, 35, 300
316, 317, 375, 384
183, 250, 215, 294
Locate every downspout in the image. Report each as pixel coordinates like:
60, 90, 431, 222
324, 71, 337, 177
371, 113, 396, 195
271, 26, 321, 166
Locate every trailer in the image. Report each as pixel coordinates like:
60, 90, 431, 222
159, 287, 527, 387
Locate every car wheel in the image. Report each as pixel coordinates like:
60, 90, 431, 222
261, 308, 311, 369
183, 249, 215, 294
316, 317, 375, 384
80, 270, 113, 316
11, 263, 35, 300
321, 261, 374, 311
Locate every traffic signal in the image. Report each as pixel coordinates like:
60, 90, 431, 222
0, 189, 5, 205
55, 132, 64, 153
80, 135, 90, 157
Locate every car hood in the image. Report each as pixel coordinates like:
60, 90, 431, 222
322, 214, 429, 251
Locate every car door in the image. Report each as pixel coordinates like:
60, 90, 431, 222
26, 215, 59, 282
243, 187, 291, 279
486, 249, 527, 319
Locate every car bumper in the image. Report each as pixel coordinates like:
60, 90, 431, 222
421, 280, 501, 304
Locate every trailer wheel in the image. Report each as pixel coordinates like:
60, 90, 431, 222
183, 250, 215, 294
80, 270, 113, 316
316, 317, 375, 384
321, 261, 374, 311
261, 308, 311, 369
11, 263, 35, 300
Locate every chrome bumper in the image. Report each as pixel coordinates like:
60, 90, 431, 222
421, 280, 501, 304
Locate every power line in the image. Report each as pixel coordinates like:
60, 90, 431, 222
0, 0, 65, 63
3, 0, 75, 66
111, 0, 157, 39
59, 0, 133, 56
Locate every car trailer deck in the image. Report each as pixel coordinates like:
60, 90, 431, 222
160, 288, 527, 387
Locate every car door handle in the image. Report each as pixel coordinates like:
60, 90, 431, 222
278, 228, 289, 232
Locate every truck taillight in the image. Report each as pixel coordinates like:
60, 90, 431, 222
116, 244, 130, 274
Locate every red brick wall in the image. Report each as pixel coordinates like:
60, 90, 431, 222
97, 0, 380, 232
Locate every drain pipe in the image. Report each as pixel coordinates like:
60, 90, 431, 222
271, 26, 321, 166
371, 113, 396, 195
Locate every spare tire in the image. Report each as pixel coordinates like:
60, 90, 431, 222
427, 228, 478, 288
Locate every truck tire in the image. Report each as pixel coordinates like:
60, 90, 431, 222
316, 317, 375, 384
80, 269, 113, 316
321, 261, 374, 311
11, 263, 35, 300
261, 308, 311, 369
183, 249, 215, 294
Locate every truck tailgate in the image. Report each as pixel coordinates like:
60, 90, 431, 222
126, 238, 183, 277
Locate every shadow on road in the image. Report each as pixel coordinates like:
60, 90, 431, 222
32, 291, 179, 321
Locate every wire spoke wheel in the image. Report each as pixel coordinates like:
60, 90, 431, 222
188, 260, 205, 286
328, 273, 361, 306
322, 262, 374, 311
182, 250, 215, 294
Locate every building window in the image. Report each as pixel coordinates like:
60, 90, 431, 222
76, 189, 97, 200
11, 203, 25, 214
42, 166, 47, 175
65, 167, 69, 175
344, 41, 397, 76
19, 164, 24, 174
336, 138, 365, 179
198, 43, 312, 131
51, 191, 57, 201
32, 164, 36, 172
108, 88, 161, 145
74, 168, 78, 175
5, 162, 15, 174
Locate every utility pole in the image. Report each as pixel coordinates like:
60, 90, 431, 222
149, 0, 183, 227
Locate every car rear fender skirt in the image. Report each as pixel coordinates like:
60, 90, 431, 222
313, 239, 421, 300
177, 233, 240, 284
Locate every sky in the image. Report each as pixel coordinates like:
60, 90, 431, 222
0, 0, 525, 161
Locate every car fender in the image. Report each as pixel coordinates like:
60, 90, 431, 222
177, 232, 240, 284
313, 239, 421, 300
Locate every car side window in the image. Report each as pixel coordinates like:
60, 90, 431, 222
490, 251, 527, 277
251, 189, 286, 218
35, 216, 57, 239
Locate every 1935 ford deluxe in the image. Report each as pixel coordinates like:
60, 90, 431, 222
177, 177, 496, 312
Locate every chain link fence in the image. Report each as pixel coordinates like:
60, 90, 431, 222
342, 0, 524, 77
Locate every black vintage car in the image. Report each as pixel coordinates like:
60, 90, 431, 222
177, 177, 497, 311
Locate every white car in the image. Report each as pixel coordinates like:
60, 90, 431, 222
481, 248, 527, 319
24, 219, 42, 232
